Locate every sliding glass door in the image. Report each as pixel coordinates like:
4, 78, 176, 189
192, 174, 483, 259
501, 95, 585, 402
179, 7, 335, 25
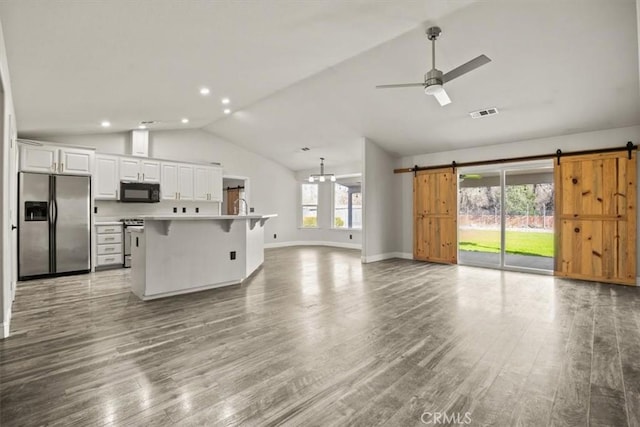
458, 169, 502, 267
458, 160, 554, 273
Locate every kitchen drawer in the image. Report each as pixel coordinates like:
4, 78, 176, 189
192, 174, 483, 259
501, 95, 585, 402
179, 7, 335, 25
97, 233, 122, 244
97, 225, 122, 234
97, 243, 122, 255
97, 253, 123, 266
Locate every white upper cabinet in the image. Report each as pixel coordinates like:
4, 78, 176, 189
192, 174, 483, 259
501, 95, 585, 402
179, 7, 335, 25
178, 165, 194, 200
161, 162, 179, 200
19, 144, 93, 175
120, 156, 160, 182
119, 157, 141, 181
194, 166, 210, 202
19, 145, 58, 173
140, 160, 160, 182
95, 154, 119, 200
208, 167, 223, 202
162, 162, 195, 200
193, 165, 223, 202
131, 130, 149, 157
59, 148, 93, 175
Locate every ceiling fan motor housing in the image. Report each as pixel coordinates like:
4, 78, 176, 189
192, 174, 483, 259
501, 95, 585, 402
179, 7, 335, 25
424, 68, 444, 94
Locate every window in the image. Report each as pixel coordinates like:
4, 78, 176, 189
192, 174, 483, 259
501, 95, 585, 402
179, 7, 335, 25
333, 182, 362, 229
301, 183, 318, 228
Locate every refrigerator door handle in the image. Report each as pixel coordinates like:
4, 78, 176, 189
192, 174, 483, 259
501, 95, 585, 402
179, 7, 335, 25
53, 198, 58, 226
49, 196, 55, 221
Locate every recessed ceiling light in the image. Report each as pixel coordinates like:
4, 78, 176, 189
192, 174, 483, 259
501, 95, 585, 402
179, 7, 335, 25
200, 87, 210, 95
181, 118, 189, 124
221, 98, 230, 105
101, 121, 111, 128
138, 124, 147, 129
223, 109, 231, 114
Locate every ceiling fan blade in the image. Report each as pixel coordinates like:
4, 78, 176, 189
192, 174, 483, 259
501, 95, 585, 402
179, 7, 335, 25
376, 83, 424, 89
433, 88, 451, 106
442, 54, 491, 83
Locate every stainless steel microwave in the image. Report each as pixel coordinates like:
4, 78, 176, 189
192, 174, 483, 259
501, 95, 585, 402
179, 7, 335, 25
120, 181, 160, 203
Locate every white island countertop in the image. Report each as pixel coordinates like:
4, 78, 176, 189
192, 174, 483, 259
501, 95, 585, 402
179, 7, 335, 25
140, 214, 277, 221
140, 214, 277, 236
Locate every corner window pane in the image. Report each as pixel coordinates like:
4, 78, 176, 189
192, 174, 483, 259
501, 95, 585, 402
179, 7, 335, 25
302, 183, 318, 205
301, 183, 318, 228
333, 181, 361, 229
302, 206, 317, 228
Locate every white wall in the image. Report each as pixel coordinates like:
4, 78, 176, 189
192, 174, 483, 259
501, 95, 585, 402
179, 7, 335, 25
0, 18, 18, 338
362, 137, 402, 262
396, 125, 640, 271
293, 161, 362, 249
44, 129, 299, 244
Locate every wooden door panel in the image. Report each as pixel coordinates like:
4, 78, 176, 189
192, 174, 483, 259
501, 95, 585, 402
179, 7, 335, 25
414, 168, 457, 264
555, 151, 636, 285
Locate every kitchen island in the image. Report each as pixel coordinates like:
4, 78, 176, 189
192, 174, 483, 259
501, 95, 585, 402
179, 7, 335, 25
129, 214, 276, 300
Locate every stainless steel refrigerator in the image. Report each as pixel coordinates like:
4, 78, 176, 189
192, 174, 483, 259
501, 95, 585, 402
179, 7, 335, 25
19, 172, 91, 280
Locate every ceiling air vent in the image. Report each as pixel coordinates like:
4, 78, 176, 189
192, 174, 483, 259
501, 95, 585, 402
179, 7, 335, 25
301, 147, 310, 151
469, 107, 499, 119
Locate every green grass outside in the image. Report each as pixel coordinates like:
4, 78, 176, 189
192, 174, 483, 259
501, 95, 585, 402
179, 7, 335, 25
459, 229, 554, 257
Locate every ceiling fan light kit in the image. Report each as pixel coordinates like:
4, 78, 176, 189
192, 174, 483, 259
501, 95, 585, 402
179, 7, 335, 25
376, 26, 491, 107
308, 157, 336, 183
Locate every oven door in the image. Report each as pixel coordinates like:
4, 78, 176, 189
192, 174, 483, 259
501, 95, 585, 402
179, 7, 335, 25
123, 226, 143, 267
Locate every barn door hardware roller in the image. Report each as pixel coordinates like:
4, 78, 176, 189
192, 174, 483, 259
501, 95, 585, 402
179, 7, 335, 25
556, 149, 562, 166
627, 141, 634, 159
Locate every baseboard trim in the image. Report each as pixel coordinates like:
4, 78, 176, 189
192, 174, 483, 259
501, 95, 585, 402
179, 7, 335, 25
265, 241, 361, 250
1, 305, 11, 339
362, 252, 412, 263
395, 252, 414, 260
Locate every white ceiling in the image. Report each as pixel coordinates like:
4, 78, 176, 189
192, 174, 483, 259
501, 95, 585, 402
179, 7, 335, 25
1, 0, 639, 171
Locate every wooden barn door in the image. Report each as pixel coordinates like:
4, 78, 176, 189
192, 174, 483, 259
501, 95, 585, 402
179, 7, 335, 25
226, 187, 240, 215
555, 151, 636, 285
414, 168, 457, 263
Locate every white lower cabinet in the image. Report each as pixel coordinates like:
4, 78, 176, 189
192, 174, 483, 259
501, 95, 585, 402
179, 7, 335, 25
95, 223, 123, 268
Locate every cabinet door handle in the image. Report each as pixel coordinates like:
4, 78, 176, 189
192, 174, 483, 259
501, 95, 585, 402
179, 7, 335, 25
52, 162, 57, 172
142, 173, 145, 181
60, 162, 64, 173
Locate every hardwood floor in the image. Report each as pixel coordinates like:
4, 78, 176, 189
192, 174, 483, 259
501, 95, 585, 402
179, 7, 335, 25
1, 246, 640, 426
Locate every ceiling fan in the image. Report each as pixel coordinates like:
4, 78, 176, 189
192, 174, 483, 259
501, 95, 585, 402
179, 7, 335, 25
376, 26, 491, 106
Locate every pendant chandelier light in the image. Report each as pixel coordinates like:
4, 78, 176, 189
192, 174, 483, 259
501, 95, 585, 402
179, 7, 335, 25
308, 157, 336, 183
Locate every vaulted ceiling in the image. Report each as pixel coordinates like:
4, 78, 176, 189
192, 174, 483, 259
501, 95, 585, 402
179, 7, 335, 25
1, 0, 638, 170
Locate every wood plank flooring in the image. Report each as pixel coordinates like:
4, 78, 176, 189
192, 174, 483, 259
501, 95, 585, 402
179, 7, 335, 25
1, 247, 640, 426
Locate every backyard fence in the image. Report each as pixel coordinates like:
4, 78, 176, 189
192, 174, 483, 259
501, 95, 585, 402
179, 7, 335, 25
459, 214, 554, 230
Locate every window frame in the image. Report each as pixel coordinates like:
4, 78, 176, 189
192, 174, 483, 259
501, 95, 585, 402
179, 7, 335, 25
300, 182, 319, 229
331, 180, 362, 230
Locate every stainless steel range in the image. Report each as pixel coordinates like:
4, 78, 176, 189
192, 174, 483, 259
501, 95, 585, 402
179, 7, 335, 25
121, 218, 144, 268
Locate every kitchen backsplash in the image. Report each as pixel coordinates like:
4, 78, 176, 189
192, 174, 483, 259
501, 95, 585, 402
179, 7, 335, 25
94, 200, 221, 220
